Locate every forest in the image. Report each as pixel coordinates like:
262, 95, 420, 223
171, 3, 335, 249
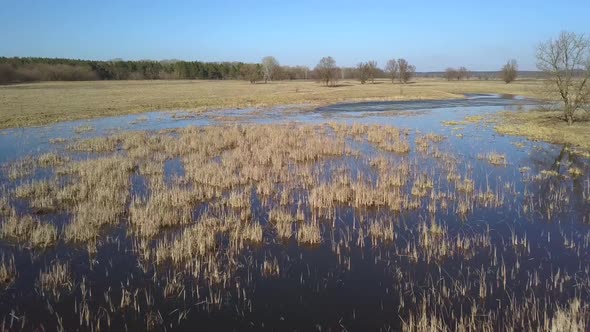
0, 57, 309, 83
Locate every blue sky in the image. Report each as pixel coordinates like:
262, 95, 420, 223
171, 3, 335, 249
1, 0, 588, 71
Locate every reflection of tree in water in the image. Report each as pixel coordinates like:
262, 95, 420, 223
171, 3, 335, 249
527, 144, 590, 222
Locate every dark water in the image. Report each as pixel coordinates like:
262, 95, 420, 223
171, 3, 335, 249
0, 95, 589, 331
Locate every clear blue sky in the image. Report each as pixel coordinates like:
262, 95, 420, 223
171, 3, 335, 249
1, 0, 588, 71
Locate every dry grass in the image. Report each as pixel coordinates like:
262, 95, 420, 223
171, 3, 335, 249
37, 152, 67, 167
0, 254, 16, 290
1, 120, 588, 330
130, 186, 195, 238
7, 158, 36, 180
549, 299, 587, 332
478, 152, 508, 166
0, 214, 57, 248
0, 79, 544, 129
61, 156, 134, 244
442, 115, 485, 126
37, 261, 74, 299
297, 221, 321, 245
68, 136, 120, 152
269, 207, 294, 239
496, 110, 590, 151
74, 124, 94, 134
0, 194, 12, 216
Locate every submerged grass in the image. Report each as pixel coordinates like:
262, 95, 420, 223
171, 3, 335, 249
0, 214, 57, 248
0, 254, 16, 290
0, 120, 588, 330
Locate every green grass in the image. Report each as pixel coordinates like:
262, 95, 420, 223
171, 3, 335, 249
0, 79, 544, 129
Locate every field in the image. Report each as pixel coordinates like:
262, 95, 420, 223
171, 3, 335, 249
0, 79, 544, 129
496, 110, 590, 152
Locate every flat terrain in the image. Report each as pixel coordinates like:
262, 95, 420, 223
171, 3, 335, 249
496, 110, 590, 152
0, 92, 588, 330
0, 79, 543, 129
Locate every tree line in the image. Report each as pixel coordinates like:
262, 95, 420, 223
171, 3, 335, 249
0, 57, 311, 84
0, 55, 417, 85
314, 57, 416, 86
0, 55, 523, 85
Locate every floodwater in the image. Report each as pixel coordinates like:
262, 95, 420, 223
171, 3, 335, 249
0, 94, 589, 331
0, 94, 530, 163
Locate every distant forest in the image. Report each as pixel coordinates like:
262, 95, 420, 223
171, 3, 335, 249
0, 57, 539, 84
0, 57, 273, 83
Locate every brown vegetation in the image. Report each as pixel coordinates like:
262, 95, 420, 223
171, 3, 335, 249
0, 120, 587, 330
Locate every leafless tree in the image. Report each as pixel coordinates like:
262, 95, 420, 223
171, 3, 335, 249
367, 61, 378, 83
501, 59, 518, 83
537, 31, 590, 125
444, 67, 457, 81
385, 59, 398, 83
444, 66, 469, 80
280, 65, 310, 80
357, 62, 369, 84
398, 58, 415, 83
315, 56, 339, 86
458, 66, 470, 80
261, 56, 279, 83
240, 64, 261, 83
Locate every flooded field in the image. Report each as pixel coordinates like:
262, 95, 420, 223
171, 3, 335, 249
0, 95, 589, 331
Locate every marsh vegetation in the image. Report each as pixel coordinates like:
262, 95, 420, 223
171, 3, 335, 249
0, 96, 589, 330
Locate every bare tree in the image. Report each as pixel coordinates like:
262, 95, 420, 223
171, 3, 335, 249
385, 59, 398, 83
261, 56, 279, 83
240, 64, 261, 83
501, 59, 518, 83
357, 62, 369, 84
458, 66, 470, 80
367, 61, 378, 83
444, 67, 469, 80
444, 67, 458, 81
537, 31, 590, 125
398, 58, 415, 83
315, 56, 339, 87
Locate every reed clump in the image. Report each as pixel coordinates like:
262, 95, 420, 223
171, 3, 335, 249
0, 254, 16, 290
38, 261, 74, 299
478, 152, 508, 166
297, 221, 321, 245
0, 214, 57, 248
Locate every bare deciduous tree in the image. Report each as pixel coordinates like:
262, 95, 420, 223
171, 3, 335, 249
444, 67, 458, 81
261, 56, 279, 83
501, 59, 518, 84
398, 59, 415, 83
458, 66, 470, 80
444, 67, 469, 81
357, 62, 369, 84
240, 64, 261, 83
385, 59, 398, 83
367, 61, 378, 83
315, 56, 339, 87
537, 31, 590, 125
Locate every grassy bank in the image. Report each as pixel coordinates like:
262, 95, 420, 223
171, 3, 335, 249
0, 79, 543, 129
496, 109, 590, 152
